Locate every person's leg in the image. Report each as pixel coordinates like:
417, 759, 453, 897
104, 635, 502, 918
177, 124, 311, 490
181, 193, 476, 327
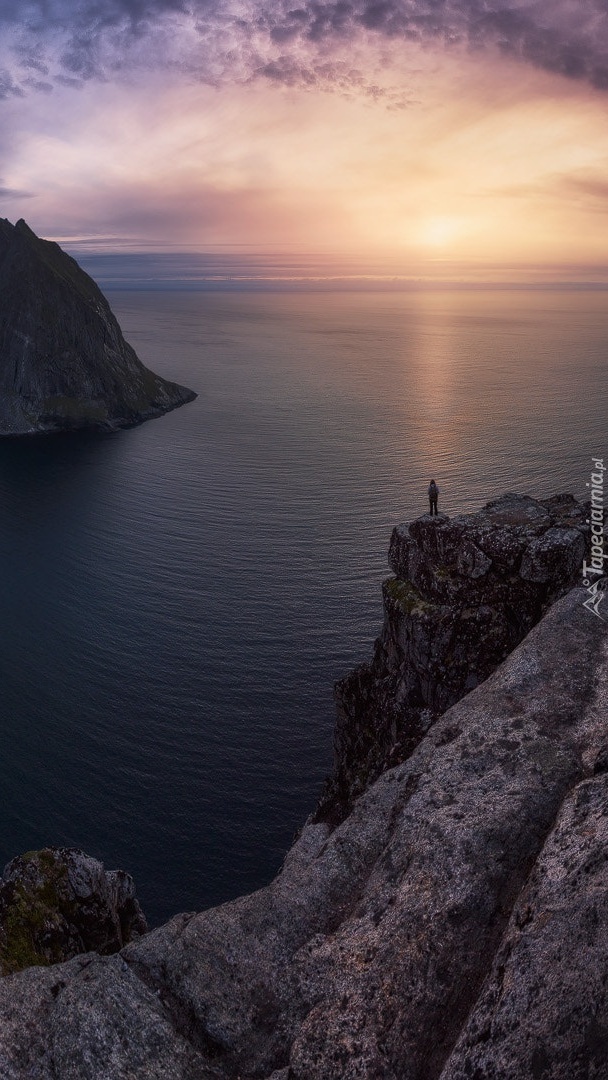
429, 497, 433, 515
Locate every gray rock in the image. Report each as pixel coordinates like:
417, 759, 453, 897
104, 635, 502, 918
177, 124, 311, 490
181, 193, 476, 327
49, 956, 214, 1080
0, 955, 216, 1079
473, 522, 527, 571
0, 848, 147, 974
0, 510, 603, 1079
319, 493, 591, 821
482, 492, 552, 531
441, 663, 608, 1080
387, 523, 414, 579
0, 590, 602, 1078
456, 536, 492, 578
520, 525, 585, 583
0, 218, 196, 434
285, 592, 606, 1080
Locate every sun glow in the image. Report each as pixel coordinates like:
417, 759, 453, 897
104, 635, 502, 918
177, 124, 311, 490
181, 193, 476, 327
2, 36, 608, 277
416, 216, 467, 250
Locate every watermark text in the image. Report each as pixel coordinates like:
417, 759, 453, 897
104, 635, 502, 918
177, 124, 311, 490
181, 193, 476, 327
582, 457, 606, 621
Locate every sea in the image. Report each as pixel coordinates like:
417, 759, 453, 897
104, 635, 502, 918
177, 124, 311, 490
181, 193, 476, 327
0, 253, 606, 926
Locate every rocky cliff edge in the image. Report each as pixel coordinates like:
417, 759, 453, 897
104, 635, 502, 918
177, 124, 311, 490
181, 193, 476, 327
0, 496, 605, 1079
318, 491, 589, 822
0, 218, 195, 434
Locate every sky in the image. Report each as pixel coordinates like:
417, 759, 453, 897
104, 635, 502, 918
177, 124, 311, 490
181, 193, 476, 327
1, 1, 608, 278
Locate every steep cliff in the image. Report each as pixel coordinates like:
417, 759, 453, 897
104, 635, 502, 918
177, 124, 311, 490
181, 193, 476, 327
317, 492, 589, 822
0, 495, 604, 1080
0, 218, 195, 434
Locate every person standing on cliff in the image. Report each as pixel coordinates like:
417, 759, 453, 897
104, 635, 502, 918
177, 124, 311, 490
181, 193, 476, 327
428, 479, 439, 516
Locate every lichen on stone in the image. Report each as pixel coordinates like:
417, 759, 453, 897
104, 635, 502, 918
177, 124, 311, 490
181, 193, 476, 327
383, 576, 434, 615
0, 847, 147, 975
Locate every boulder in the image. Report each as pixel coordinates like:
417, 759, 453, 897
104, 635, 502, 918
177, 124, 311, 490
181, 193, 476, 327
0, 848, 147, 974
520, 526, 585, 583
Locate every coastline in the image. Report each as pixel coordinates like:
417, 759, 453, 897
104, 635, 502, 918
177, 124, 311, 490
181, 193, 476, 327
0, 493, 605, 1077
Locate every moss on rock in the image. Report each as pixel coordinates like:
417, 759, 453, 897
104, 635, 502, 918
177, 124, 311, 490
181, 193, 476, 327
0, 847, 147, 975
383, 576, 434, 615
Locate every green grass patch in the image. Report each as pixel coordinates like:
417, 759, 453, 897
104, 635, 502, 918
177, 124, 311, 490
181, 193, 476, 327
0, 851, 73, 975
383, 577, 434, 615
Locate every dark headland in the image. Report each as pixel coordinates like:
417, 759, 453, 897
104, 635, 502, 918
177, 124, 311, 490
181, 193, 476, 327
0, 218, 195, 434
0, 490, 605, 1079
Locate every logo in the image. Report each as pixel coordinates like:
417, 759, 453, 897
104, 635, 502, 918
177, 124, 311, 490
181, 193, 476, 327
582, 578, 606, 621
582, 456, 606, 621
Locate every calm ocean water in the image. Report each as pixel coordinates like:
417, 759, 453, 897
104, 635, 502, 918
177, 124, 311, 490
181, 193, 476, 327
0, 283, 605, 925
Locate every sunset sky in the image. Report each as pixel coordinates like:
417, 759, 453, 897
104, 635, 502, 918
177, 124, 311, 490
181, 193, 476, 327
1, 1, 608, 278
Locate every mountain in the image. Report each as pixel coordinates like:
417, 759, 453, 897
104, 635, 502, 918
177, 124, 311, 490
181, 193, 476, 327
0, 218, 195, 434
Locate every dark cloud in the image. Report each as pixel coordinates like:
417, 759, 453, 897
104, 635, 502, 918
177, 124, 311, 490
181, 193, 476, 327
0, 67, 25, 98
22, 76, 53, 91
1, 1, 608, 96
555, 171, 608, 212
260, 52, 412, 105
487, 170, 608, 213
0, 178, 34, 198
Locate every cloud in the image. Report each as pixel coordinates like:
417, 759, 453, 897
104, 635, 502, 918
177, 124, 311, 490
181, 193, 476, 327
549, 169, 608, 213
0, 0, 608, 101
0, 67, 25, 99
490, 166, 608, 209
0, 178, 34, 199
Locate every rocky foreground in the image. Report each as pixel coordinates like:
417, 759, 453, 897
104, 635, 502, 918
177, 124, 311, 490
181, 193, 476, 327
0, 218, 195, 434
0, 494, 606, 1079
318, 491, 589, 822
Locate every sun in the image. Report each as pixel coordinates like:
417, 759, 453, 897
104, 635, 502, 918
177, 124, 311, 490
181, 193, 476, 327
416, 216, 466, 250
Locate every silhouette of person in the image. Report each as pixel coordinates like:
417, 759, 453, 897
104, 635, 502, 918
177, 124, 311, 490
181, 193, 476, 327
428, 479, 439, 516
